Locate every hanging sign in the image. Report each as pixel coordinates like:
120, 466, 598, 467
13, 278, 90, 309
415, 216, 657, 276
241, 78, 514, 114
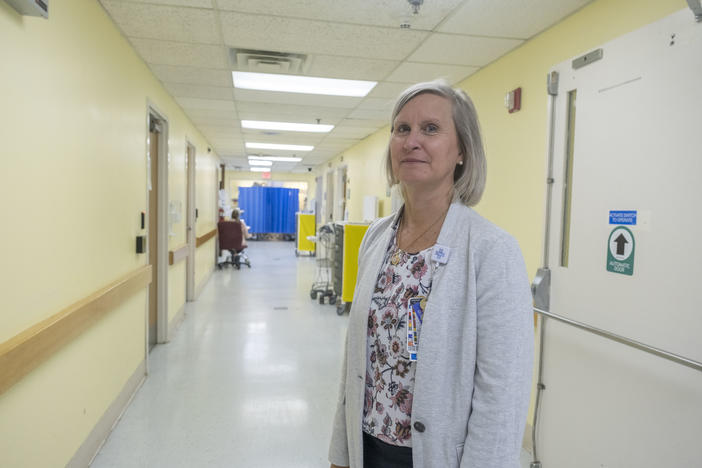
606, 226, 635, 276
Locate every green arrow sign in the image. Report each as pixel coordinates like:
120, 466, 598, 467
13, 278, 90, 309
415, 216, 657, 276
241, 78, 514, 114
606, 226, 635, 276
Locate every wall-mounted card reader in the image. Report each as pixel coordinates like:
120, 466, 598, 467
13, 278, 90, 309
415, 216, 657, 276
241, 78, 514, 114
136, 235, 146, 254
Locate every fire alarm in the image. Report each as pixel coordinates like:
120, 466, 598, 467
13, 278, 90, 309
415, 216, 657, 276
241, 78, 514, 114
505, 87, 522, 113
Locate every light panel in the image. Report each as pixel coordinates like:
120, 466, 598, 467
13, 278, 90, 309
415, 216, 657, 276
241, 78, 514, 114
233, 71, 376, 97
248, 160, 273, 166
246, 142, 313, 151
249, 155, 302, 163
242, 120, 334, 133
249, 167, 270, 172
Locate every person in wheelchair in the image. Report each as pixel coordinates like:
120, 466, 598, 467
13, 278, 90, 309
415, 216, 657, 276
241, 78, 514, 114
217, 209, 251, 269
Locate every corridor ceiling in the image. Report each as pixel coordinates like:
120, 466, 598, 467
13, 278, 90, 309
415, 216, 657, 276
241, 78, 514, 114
99, 0, 591, 173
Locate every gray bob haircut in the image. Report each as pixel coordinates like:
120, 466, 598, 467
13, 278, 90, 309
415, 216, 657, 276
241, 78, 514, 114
385, 80, 487, 207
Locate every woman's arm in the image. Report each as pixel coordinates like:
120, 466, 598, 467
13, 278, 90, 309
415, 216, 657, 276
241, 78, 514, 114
462, 236, 534, 468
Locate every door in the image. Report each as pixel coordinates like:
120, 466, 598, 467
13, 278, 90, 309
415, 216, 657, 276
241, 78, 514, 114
148, 117, 161, 350
537, 10, 702, 467
186, 143, 196, 301
315, 175, 322, 227
325, 170, 334, 222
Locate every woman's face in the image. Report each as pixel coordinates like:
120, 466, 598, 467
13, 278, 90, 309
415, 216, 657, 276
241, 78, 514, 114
390, 93, 462, 192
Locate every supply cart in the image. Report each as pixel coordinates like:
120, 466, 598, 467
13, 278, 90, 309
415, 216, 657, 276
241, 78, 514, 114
309, 223, 336, 304
332, 222, 370, 315
295, 212, 316, 256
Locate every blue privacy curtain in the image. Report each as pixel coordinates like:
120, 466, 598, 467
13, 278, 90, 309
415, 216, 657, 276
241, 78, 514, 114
238, 186, 299, 234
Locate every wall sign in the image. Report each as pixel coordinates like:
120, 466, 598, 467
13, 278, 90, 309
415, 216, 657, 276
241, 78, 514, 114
609, 210, 637, 225
606, 226, 635, 276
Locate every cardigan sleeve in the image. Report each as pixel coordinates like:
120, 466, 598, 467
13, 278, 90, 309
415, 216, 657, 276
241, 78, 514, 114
328, 331, 350, 466
461, 236, 534, 468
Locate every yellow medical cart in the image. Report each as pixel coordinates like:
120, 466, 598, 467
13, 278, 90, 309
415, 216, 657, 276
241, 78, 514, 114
295, 212, 316, 256
332, 222, 370, 315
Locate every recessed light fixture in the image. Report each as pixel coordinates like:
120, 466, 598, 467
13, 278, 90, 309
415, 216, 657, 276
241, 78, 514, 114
242, 120, 334, 133
248, 160, 273, 166
249, 155, 302, 163
249, 167, 271, 172
246, 142, 313, 151
233, 71, 376, 97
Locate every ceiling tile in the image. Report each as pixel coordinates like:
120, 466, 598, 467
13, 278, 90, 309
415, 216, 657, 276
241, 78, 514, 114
235, 102, 347, 124
165, 83, 235, 100
385, 62, 479, 84
233, 89, 362, 109
366, 82, 410, 99
185, 108, 238, 120
408, 34, 523, 66
355, 97, 395, 112
130, 38, 227, 68
100, 1, 219, 44
438, 0, 592, 38
216, 0, 464, 31
329, 126, 377, 139
340, 117, 388, 128
175, 97, 236, 112
113, 0, 213, 7
348, 108, 391, 121
219, 11, 428, 60
307, 55, 399, 81
150, 64, 233, 87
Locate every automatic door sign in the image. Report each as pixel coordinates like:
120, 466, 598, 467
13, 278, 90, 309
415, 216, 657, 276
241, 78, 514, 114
606, 226, 635, 276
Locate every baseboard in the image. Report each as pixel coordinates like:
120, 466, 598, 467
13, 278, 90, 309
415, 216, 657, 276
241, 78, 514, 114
193, 266, 214, 300
67, 360, 146, 468
522, 422, 534, 454
168, 302, 187, 341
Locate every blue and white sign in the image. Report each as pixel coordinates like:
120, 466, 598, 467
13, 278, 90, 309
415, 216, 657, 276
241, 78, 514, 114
609, 210, 637, 225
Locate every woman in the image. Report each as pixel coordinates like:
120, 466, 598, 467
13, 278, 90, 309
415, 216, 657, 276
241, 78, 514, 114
328, 80, 533, 468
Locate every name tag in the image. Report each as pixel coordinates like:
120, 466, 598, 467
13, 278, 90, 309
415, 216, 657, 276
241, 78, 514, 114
431, 244, 450, 264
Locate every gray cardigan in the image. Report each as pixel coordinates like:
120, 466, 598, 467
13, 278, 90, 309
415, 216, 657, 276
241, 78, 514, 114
329, 202, 534, 468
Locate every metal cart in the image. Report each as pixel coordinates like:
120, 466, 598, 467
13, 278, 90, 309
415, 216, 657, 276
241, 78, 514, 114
309, 223, 336, 305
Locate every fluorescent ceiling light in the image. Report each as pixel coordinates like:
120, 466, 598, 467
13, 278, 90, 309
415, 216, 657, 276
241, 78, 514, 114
242, 120, 334, 133
246, 142, 313, 151
248, 160, 273, 166
233, 71, 376, 97
249, 167, 270, 172
249, 155, 302, 163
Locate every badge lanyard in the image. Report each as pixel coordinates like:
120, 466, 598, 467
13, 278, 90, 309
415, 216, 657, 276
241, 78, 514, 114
406, 244, 450, 362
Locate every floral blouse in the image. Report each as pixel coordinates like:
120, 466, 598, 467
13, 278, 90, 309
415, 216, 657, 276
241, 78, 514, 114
361, 231, 434, 447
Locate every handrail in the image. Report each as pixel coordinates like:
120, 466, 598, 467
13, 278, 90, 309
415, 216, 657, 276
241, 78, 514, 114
533, 307, 702, 373
0, 265, 152, 396
196, 228, 217, 247
168, 244, 189, 265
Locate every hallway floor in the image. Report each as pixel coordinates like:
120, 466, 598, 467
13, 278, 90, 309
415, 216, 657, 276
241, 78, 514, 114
91, 241, 533, 467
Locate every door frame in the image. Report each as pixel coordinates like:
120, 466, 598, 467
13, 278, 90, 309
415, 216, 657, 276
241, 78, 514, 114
185, 140, 196, 301
146, 102, 169, 356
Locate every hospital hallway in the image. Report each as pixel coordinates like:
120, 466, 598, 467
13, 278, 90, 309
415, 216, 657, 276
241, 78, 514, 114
89, 240, 533, 468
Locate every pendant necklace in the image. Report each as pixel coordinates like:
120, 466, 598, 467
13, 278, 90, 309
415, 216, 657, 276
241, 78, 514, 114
392, 207, 449, 265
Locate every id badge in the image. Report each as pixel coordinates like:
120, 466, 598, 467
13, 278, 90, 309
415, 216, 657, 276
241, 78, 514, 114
407, 297, 425, 361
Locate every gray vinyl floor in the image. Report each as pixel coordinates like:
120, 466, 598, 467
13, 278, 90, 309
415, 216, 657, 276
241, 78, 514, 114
91, 240, 533, 468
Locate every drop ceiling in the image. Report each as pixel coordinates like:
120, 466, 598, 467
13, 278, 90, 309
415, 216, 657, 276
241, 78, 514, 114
100, 0, 592, 173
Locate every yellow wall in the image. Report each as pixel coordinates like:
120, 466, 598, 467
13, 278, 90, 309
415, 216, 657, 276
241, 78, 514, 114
0, 0, 217, 466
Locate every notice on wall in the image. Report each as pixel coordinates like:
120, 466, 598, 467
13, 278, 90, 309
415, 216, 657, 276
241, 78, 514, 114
609, 210, 637, 225
606, 226, 635, 276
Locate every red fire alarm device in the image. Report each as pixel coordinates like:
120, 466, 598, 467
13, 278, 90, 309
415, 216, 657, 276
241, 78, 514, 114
505, 87, 522, 113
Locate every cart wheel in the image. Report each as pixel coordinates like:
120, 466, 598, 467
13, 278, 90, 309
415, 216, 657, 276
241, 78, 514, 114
295, 250, 299, 257
336, 303, 345, 315
311, 291, 317, 299
318, 295, 325, 304
329, 295, 337, 305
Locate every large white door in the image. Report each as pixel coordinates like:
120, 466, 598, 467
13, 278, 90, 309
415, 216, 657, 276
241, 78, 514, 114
536, 9, 702, 467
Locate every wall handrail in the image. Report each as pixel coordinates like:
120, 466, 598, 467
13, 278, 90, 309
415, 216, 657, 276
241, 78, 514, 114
196, 228, 217, 247
168, 244, 188, 265
0, 265, 152, 396
534, 307, 702, 373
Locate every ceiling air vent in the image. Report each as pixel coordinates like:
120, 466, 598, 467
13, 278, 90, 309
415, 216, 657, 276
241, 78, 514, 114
230, 48, 309, 74
5, 0, 48, 18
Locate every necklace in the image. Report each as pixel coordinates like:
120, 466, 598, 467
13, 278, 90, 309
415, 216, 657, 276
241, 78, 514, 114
392, 206, 449, 263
